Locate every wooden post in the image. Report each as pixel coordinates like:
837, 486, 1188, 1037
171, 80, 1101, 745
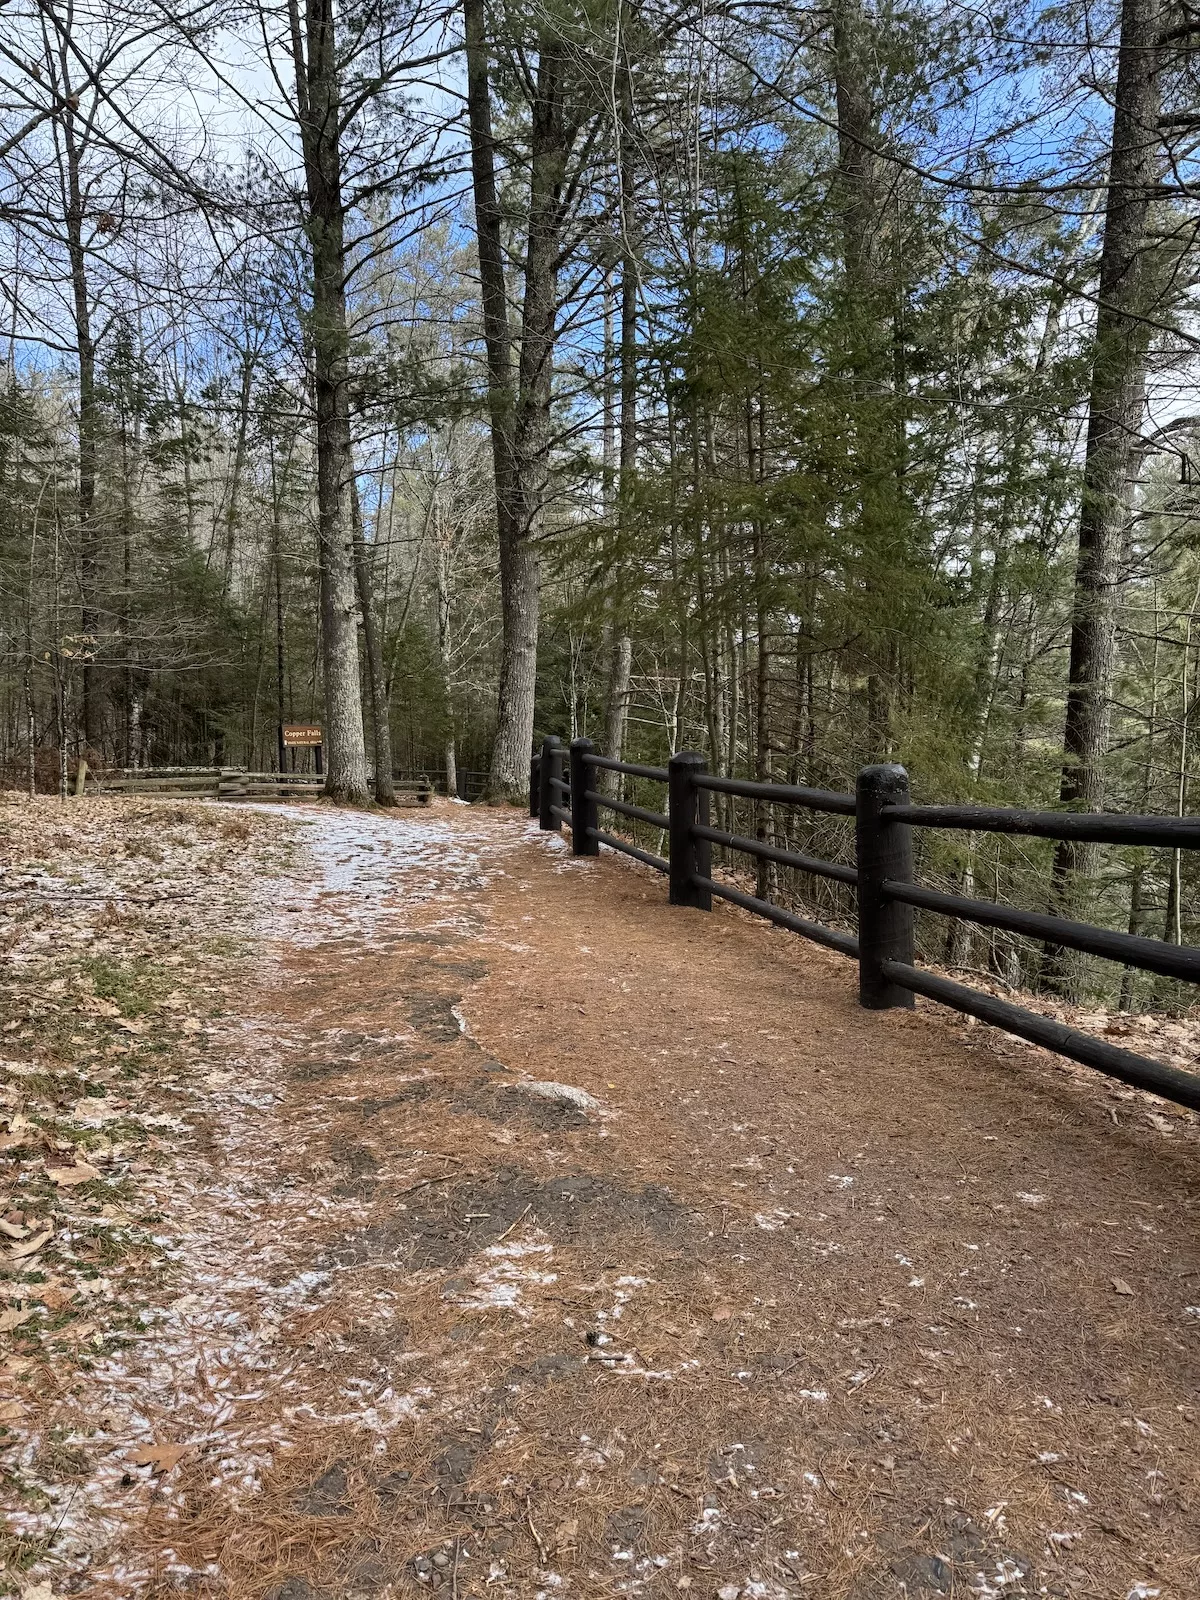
569, 738, 599, 856
529, 753, 541, 817
539, 736, 562, 831
856, 762, 916, 1009
74, 759, 88, 798
668, 750, 711, 909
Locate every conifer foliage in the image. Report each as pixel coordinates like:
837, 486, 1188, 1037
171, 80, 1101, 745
1, 0, 1198, 991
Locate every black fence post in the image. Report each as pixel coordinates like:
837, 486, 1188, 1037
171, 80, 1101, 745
539, 736, 562, 831
569, 738, 599, 856
856, 762, 916, 1009
668, 751, 711, 909
529, 753, 541, 817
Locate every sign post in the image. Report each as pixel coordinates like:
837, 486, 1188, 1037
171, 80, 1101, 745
281, 724, 323, 776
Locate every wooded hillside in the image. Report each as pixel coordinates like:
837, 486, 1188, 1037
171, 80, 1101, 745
1, 0, 1198, 996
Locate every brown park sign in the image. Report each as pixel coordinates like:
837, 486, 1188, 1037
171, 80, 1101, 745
282, 724, 323, 747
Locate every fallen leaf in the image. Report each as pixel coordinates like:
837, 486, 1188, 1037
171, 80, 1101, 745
0, 1308, 34, 1332
711, 1304, 734, 1322
7, 1228, 53, 1260
129, 1441, 191, 1473
115, 1017, 146, 1035
1112, 1278, 1135, 1297
82, 997, 120, 1018
35, 1283, 75, 1312
0, 1398, 25, 1420
180, 1016, 202, 1034
21, 1582, 56, 1599
0, 1219, 28, 1241
45, 1160, 101, 1187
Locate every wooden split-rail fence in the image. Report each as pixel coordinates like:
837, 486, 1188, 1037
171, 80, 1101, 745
80, 767, 433, 804
532, 736, 1200, 1114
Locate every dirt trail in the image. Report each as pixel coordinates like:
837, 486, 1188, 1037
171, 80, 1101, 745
2, 801, 1198, 1600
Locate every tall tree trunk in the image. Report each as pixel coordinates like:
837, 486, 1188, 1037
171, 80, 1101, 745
832, 0, 899, 759
290, 0, 370, 804
350, 473, 396, 804
465, 0, 569, 797
1163, 575, 1200, 945
434, 507, 458, 797
601, 66, 636, 792
463, 0, 522, 797
222, 352, 254, 601
270, 436, 289, 773
1120, 602, 1158, 1009
1045, 0, 1162, 984
120, 393, 136, 767
498, 39, 568, 792
61, 92, 99, 753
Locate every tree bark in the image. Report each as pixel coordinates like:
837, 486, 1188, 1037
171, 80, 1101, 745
465, 0, 569, 798
602, 114, 637, 789
463, 0, 521, 796
222, 352, 254, 602
60, 86, 99, 753
1045, 0, 1162, 980
290, 0, 370, 804
350, 473, 396, 804
832, 0, 897, 760
434, 507, 458, 797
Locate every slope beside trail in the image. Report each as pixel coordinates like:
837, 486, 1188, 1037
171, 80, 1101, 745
1, 797, 1197, 1600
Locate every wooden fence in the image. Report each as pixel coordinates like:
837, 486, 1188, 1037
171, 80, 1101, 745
81, 768, 432, 803
533, 736, 1200, 1113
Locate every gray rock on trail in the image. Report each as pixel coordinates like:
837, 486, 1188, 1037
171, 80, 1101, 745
517, 1079, 601, 1112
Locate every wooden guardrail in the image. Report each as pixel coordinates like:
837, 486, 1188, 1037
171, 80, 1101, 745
81, 768, 432, 804
533, 735, 1200, 1113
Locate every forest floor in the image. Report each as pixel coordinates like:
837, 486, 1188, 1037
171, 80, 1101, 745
0, 796, 1197, 1600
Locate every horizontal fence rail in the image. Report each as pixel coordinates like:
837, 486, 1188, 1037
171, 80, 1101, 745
882, 802, 1200, 849
881, 963, 1200, 1112
532, 741, 1200, 1114
695, 773, 857, 815
77, 767, 432, 804
692, 822, 859, 886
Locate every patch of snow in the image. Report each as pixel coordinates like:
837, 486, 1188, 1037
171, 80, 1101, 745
753, 1210, 793, 1231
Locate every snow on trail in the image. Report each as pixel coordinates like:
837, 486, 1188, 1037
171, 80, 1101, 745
263, 804, 497, 946
10, 803, 510, 1595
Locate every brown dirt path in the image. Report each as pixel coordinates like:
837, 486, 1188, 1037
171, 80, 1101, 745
5, 802, 1198, 1600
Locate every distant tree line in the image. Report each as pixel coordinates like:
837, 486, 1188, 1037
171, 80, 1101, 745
1, 0, 1199, 999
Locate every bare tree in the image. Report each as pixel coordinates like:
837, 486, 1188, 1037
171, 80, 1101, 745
1045, 0, 1165, 974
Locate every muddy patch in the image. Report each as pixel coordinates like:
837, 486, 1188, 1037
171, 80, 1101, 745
449, 1073, 594, 1130
327, 1166, 689, 1271
430, 957, 490, 982
295, 1460, 353, 1518
882, 1509, 1037, 1599
406, 993, 465, 1043
290, 1036, 434, 1084
331, 1138, 383, 1199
